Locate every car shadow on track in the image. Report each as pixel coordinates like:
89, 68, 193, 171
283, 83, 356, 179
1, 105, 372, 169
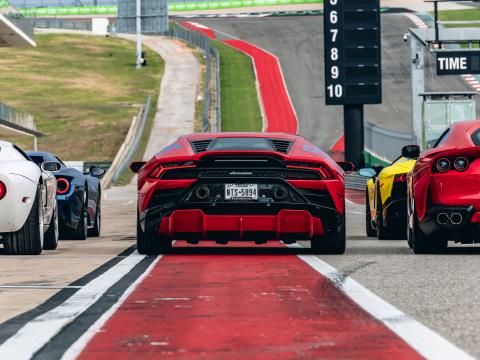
159, 246, 316, 256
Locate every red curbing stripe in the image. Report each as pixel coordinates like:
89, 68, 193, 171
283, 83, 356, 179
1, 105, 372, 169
76, 249, 422, 359
223, 39, 299, 135
329, 134, 345, 154
179, 21, 217, 39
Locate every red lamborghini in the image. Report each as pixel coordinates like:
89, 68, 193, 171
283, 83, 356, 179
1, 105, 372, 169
130, 133, 352, 254
407, 120, 480, 253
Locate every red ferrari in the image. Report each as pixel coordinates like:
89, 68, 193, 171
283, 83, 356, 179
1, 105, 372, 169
407, 120, 480, 253
130, 133, 352, 254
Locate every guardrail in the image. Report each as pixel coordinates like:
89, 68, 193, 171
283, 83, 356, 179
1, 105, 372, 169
168, 23, 221, 132
364, 121, 414, 165
101, 96, 151, 188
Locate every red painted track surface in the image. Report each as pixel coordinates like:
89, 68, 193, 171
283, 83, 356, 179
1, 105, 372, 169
180, 21, 216, 39
78, 243, 420, 359
223, 39, 298, 135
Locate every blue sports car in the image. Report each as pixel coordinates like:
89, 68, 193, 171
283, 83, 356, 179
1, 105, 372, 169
27, 151, 104, 240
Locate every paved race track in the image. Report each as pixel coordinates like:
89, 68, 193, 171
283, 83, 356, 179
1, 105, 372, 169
195, 14, 478, 150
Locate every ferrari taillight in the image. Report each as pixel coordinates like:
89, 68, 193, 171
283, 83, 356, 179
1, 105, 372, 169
287, 162, 334, 179
149, 161, 196, 179
454, 157, 469, 172
434, 157, 470, 173
436, 158, 450, 173
394, 173, 407, 182
0, 181, 6, 200
56, 177, 70, 195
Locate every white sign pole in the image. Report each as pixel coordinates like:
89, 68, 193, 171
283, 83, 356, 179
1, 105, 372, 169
136, 0, 142, 68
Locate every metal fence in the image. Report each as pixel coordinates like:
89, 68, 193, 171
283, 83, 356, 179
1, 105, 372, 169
168, 23, 221, 132
364, 121, 414, 163
32, 17, 91, 30
111, 95, 151, 185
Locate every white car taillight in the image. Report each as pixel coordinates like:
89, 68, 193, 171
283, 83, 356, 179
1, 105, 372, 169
0, 181, 6, 200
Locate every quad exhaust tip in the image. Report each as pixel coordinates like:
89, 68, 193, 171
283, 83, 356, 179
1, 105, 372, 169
451, 213, 463, 225
436, 212, 449, 225
195, 186, 210, 200
436, 212, 463, 225
273, 186, 288, 200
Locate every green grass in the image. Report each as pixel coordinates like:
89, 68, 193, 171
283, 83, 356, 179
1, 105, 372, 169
0, 34, 164, 161
213, 41, 262, 132
437, 9, 480, 27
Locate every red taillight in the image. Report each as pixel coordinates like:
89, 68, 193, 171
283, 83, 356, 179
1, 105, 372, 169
287, 162, 334, 179
394, 173, 408, 182
149, 161, 196, 179
56, 177, 70, 195
0, 181, 6, 200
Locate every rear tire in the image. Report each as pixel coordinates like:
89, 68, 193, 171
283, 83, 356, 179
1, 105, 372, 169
3, 186, 43, 255
72, 203, 88, 240
311, 214, 346, 255
88, 199, 101, 237
365, 186, 376, 237
411, 211, 447, 254
376, 188, 390, 240
43, 206, 59, 250
137, 214, 172, 255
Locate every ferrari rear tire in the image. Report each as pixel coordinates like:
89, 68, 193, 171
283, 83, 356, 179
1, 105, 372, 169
43, 206, 59, 250
365, 187, 376, 237
3, 186, 43, 255
88, 202, 101, 237
311, 215, 346, 255
411, 211, 447, 254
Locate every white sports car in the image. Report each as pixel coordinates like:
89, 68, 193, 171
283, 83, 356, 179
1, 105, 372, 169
0, 141, 59, 255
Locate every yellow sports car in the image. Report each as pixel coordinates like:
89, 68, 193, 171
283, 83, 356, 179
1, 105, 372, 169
360, 145, 420, 239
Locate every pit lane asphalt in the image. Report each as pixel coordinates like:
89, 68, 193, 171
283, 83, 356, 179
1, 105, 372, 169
194, 14, 478, 150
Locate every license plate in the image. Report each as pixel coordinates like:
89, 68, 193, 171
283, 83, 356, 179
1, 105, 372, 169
225, 184, 258, 200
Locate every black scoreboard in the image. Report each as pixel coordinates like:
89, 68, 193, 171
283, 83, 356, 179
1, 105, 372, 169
324, 0, 382, 105
436, 51, 480, 75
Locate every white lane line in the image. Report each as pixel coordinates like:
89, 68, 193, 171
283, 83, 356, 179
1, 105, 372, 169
347, 210, 365, 215
292, 246, 474, 360
62, 255, 161, 360
0, 251, 145, 360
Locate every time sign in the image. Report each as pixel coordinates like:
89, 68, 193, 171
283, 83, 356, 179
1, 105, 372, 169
324, 0, 382, 105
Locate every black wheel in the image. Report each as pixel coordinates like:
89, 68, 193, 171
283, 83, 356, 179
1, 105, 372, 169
411, 210, 447, 254
88, 197, 101, 237
3, 186, 43, 255
72, 202, 88, 240
365, 186, 376, 237
311, 213, 346, 255
43, 206, 59, 250
137, 213, 172, 255
376, 188, 390, 240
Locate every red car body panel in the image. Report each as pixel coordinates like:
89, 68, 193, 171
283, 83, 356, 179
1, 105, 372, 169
409, 121, 480, 222
135, 133, 346, 243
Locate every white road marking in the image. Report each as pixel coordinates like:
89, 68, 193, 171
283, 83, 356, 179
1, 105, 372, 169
0, 251, 146, 360
347, 210, 365, 215
291, 245, 474, 360
62, 255, 161, 360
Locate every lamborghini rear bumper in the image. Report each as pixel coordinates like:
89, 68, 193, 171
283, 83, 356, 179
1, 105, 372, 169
157, 209, 324, 241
